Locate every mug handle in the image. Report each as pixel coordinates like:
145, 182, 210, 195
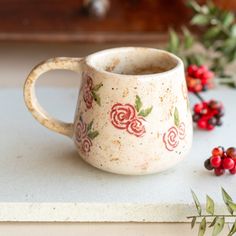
24, 57, 83, 138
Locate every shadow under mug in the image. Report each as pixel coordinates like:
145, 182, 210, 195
24, 47, 193, 175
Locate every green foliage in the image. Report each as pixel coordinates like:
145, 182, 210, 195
135, 96, 152, 117
166, 0, 236, 87
191, 190, 202, 215
138, 107, 153, 117
188, 0, 236, 77
87, 120, 93, 132
92, 82, 103, 91
198, 217, 206, 236
174, 107, 180, 127
92, 91, 101, 106
87, 131, 99, 140
206, 195, 214, 215
212, 217, 225, 236
135, 95, 142, 112
189, 188, 236, 236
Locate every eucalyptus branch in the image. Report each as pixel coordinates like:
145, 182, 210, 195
187, 215, 236, 219
189, 188, 236, 236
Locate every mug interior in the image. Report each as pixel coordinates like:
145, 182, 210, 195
86, 47, 180, 76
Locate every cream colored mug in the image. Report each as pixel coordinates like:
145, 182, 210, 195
24, 47, 192, 175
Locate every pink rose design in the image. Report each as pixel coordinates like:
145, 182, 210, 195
127, 117, 146, 137
178, 122, 186, 140
83, 74, 94, 109
82, 137, 92, 153
75, 120, 87, 143
83, 85, 93, 109
86, 76, 93, 89
163, 126, 179, 151
83, 73, 93, 89
110, 103, 136, 129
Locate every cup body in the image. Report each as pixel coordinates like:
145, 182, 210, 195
73, 47, 192, 175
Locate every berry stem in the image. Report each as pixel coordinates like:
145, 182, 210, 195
193, 92, 205, 102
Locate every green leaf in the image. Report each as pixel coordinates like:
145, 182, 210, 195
174, 107, 180, 127
135, 95, 142, 112
183, 27, 194, 49
92, 82, 103, 91
201, 5, 209, 15
138, 106, 153, 117
228, 200, 236, 211
209, 217, 218, 228
212, 217, 225, 236
228, 220, 236, 236
223, 38, 236, 53
191, 217, 197, 229
87, 131, 99, 140
231, 25, 236, 37
204, 26, 221, 39
92, 91, 101, 106
191, 14, 209, 25
198, 217, 206, 236
223, 12, 234, 27
87, 120, 93, 131
222, 188, 234, 215
191, 190, 202, 215
167, 29, 180, 53
206, 195, 214, 215
187, 1, 202, 12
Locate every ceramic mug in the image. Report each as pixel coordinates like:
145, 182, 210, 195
24, 47, 192, 175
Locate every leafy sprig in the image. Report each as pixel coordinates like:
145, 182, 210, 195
135, 95, 153, 117
188, 188, 236, 236
167, 0, 236, 87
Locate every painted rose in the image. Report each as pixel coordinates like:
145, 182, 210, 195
83, 85, 93, 109
163, 126, 179, 151
75, 120, 87, 142
86, 75, 93, 89
82, 137, 92, 153
127, 117, 146, 137
110, 103, 136, 129
178, 122, 186, 140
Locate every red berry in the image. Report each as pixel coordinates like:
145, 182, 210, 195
194, 68, 204, 78
198, 65, 208, 72
226, 147, 236, 159
212, 147, 224, 157
214, 167, 225, 176
194, 83, 203, 92
187, 65, 198, 76
204, 158, 214, 170
229, 165, 236, 175
197, 118, 208, 129
222, 158, 235, 170
205, 71, 214, 79
194, 103, 204, 113
210, 156, 222, 168
206, 123, 215, 131
201, 77, 209, 85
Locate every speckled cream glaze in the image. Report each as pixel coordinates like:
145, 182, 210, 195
24, 47, 192, 175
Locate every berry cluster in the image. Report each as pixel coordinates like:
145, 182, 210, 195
192, 100, 224, 131
186, 65, 214, 92
204, 147, 236, 176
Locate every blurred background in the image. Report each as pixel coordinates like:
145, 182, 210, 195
1, 0, 235, 43
1, 0, 236, 88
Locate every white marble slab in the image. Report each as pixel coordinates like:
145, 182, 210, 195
0, 87, 236, 222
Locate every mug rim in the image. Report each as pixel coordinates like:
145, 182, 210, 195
85, 47, 183, 78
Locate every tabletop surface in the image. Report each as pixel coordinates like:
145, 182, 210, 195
1, 85, 236, 222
